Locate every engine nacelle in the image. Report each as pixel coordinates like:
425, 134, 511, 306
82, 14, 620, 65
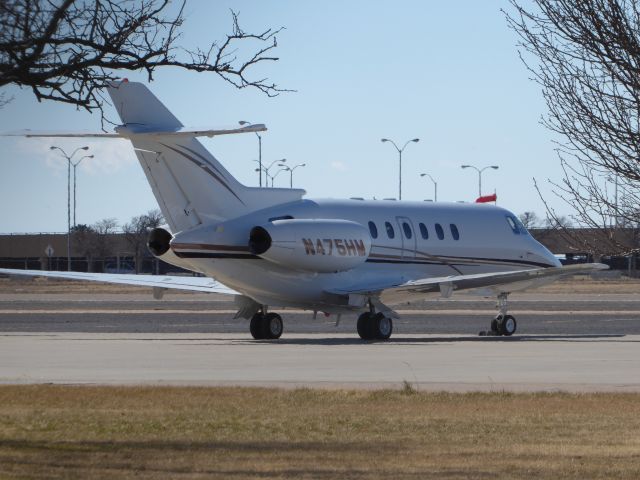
249, 219, 371, 273
147, 227, 184, 267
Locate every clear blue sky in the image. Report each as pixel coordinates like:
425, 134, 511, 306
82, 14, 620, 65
0, 0, 565, 233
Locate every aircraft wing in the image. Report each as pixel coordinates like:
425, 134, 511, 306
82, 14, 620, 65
0, 268, 237, 295
328, 263, 609, 305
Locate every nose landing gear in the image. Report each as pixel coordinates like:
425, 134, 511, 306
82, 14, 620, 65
481, 292, 517, 336
493, 313, 517, 336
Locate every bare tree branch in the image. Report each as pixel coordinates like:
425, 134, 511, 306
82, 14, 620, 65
0, 1, 289, 120
505, 0, 640, 256
122, 209, 163, 273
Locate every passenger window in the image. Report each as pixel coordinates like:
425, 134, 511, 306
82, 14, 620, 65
402, 222, 412, 239
450, 224, 460, 240
368, 221, 378, 239
419, 222, 429, 239
385, 221, 395, 239
435, 223, 444, 240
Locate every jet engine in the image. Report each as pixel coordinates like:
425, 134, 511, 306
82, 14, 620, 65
147, 227, 184, 267
248, 219, 371, 273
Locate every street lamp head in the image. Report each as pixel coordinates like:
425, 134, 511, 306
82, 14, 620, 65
420, 173, 426, 177
87, 155, 94, 159
277, 164, 287, 168
461, 165, 470, 169
300, 163, 306, 167
238, 120, 249, 126
49, 146, 56, 150
81, 146, 89, 150
381, 138, 389, 143
490, 165, 499, 170
280, 158, 287, 163
411, 138, 420, 143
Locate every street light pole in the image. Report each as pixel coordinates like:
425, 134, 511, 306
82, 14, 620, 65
240, 121, 263, 187
460, 164, 499, 197
71, 154, 94, 227
271, 168, 287, 187
258, 133, 262, 187
262, 158, 286, 187
50, 146, 90, 271
614, 175, 619, 228
279, 163, 306, 188
608, 174, 620, 227
381, 137, 420, 200
420, 173, 438, 202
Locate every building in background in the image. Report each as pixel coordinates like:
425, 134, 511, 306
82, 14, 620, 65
0, 229, 637, 276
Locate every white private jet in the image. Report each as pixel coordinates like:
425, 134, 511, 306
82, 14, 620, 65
1, 81, 607, 340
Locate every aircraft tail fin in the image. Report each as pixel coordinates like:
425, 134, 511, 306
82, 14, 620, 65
109, 80, 183, 130
105, 81, 304, 233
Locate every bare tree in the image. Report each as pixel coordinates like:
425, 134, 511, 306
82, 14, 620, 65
505, 0, 640, 255
534, 172, 640, 256
71, 223, 98, 271
92, 217, 118, 265
1, 1, 286, 120
518, 211, 540, 229
122, 209, 163, 273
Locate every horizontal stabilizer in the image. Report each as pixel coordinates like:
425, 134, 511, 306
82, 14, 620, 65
1, 130, 120, 138
1, 124, 266, 139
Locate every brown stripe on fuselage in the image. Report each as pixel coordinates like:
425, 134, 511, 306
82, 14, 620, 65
171, 243, 249, 252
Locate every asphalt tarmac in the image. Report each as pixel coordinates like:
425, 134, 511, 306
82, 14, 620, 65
1, 292, 639, 335
1, 290, 639, 391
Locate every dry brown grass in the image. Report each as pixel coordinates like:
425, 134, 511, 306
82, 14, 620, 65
0, 386, 639, 479
3, 274, 640, 295
534, 274, 640, 294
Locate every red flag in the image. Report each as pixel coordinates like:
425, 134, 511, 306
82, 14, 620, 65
475, 193, 497, 203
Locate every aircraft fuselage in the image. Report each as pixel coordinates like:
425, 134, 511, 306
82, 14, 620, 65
167, 198, 560, 312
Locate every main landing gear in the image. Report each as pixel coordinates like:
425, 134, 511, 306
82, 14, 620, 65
480, 292, 517, 336
250, 311, 283, 339
357, 311, 393, 340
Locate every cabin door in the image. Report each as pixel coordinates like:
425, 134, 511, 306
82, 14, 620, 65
395, 216, 417, 259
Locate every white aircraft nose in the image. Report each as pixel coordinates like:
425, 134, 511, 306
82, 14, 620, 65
522, 234, 561, 267
527, 243, 561, 268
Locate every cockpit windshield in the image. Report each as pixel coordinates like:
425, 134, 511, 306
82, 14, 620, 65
506, 215, 529, 235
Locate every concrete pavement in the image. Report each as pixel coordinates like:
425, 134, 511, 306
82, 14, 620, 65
1, 332, 638, 392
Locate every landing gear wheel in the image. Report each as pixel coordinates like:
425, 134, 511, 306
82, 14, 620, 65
357, 312, 393, 340
496, 314, 517, 336
263, 312, 283, 339
490, 318, 498, 333
250, 312, 283, 339
372, 313, 393, 340
357, 312, 374, 340
250, 313, 265, 339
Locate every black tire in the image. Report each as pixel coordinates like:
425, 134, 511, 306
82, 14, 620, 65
357, 312, 373, 340
264, 313, 283, 339
490, 318, 498, 333
250, 313, 265, 339
495, 314, 517, 336
373, 313, 393, 340
501, 315, 517, 336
